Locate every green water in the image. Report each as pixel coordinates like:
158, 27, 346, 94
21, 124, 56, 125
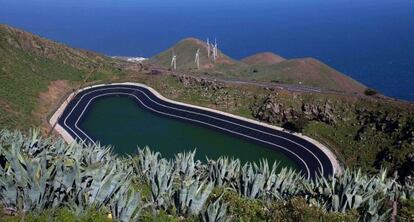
80, 96, 298, 169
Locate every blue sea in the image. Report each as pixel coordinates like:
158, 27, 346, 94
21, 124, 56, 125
1, 0, 413, 101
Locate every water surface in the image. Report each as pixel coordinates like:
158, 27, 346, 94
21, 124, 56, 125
80, 95, 299, 169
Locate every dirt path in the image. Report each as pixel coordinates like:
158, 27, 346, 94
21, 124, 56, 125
34, 80, 73, 136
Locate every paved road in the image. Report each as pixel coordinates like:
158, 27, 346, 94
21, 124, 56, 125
58, 84, 334, 179
147, 66, 345, 94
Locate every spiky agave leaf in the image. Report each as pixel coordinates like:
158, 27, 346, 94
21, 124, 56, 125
207, 157, 240, 187
0, 129, 146, 222
175, 149, 200, 182
201, 196, 228, 222
176, 179, 214, 216
150, 158, 175, 210
111, 185, 149, 222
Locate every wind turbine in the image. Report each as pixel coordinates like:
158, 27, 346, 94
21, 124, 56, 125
212, 38, 218, 63
171, 50, 177, 70
206, 38, 211, 58
195, 49, 200, 69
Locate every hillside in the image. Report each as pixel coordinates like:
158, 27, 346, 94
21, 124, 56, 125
250, 58, 366, 94
148, 38, 366, 94
148, 38, 240, 71
0, 24, 121, 130
241, 52, 285, 65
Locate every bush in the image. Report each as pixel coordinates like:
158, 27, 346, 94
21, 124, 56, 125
0, 207, 112, 222
282, 119, 309, 133
364, 88, 378, 96
269, 197, 359, 222
399, 199, 414, 222
211, 188, 268, 222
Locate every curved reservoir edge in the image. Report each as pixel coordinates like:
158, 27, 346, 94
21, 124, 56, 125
49, 82, 342, 178
78, 95, 300, 170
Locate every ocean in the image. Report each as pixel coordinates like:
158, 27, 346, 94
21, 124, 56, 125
1, 0, 413, 101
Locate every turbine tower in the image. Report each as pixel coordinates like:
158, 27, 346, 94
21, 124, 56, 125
212, 38, 218, 63
206, 38, 211, 58
195, 48, 200, 69
171, 51, 177, 70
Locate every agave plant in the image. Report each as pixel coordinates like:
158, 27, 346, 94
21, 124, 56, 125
207, 157, 240, 187
133, 147, 162, 179
303, 169, 397, 221
110, 185, 149, 221
0, 130, 146, 222
268, 168, 306, 200
175, 179, 214, 216
2, 129, 414, 221
0, 148, 53, 212
175, 150, 203, 182
236, 162, 266, 199
201, 196, 229, 222
150, 159, 175, 210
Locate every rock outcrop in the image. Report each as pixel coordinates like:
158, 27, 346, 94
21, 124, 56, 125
250, 95, 339, 125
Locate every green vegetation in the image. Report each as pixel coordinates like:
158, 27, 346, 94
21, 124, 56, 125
0, 130, 413, 221
0, 24, 120, 130
364, 88, 378, 96
1, 207, 112, 222
1, 24, 414, 221
399, 199, 414, 221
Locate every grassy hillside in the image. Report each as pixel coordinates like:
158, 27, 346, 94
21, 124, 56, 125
248, 58, 366, 94
241, 52, 286, 65
0, 24, 121, 130
148, 38, 366, 94
148, 38, 240, 71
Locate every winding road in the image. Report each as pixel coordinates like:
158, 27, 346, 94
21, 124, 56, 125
55, 83, 338, 179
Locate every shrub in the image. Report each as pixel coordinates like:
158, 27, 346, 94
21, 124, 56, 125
364, 88, 378, 96
213, 189, 268, 222
282, 119, 309, 132
269, 197, 359, 222
0, 207, 112, 222
399, 199, 414, 222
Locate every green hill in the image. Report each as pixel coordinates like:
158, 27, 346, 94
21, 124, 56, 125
148, 38, 242, 71
248, 58, 366, 94
0, 24, 120, 129
148, 38, 366, 94
241, 52, 286, 65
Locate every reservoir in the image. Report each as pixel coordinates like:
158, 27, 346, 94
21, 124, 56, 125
79, 95, 299, 169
